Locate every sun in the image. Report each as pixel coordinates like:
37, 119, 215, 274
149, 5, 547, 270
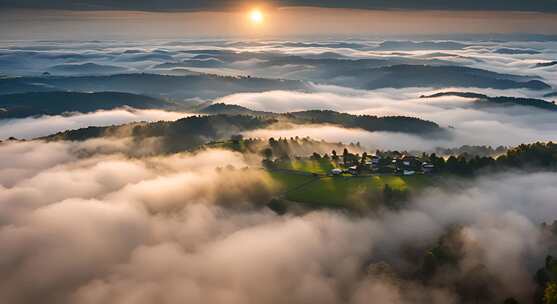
249, 9, 264, 24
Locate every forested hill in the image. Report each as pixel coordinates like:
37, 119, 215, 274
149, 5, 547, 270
197, 103, 272, 116
0, 91, 180, 119
45, 115, 277, 153
40, 105, 446, 153
351, 65, 550, 90
284, 110, 444, 135
197, 105, 445, 135
421, 92, 557, 111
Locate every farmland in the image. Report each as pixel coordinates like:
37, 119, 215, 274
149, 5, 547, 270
268, 171, 433, 209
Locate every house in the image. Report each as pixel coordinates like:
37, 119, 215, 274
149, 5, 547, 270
370, 155, 381, 165
422, 163, 435, 174
347, 166, 358, 175
331, 168, 343, 176
401, 155, 418, 167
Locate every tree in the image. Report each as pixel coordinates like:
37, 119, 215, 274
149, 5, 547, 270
361, 152, 368, 166
544, 282, 557, 304
331, 150, 339, 161
310, 152, 322, 160
502, 298, 520, 304
230, 134, 243, 143
262, 148, 273, 160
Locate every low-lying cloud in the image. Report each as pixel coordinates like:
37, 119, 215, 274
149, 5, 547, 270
0, 108, 191, 140
0, 139, 556, 303
219, 87, 557, 150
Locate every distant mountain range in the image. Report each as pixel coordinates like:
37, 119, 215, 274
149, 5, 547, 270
374, 41, 468, 51
0, 74, 308, 101
494, 48, 541, 55
48, 63, 129, 75
421, 92, 557, 111
0, 91, 179, 119
348, 65, 551, 91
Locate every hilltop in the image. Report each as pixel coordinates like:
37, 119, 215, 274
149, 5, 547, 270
421, 91, 557, 111
43, 108, 446, 153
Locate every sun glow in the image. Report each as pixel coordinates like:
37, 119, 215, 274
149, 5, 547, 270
249, 9, 264, 24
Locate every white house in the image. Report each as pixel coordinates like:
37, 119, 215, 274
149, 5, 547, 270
331, 168, 343, 175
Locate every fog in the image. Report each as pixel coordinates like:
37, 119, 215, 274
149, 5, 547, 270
2, 39, 556, 90
223, 87, 557, 150
0, 108, 191, 140
0, 139, 555, 303
1, 38, 557, 304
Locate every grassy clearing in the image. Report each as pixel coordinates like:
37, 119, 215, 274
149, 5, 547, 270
268, 171, 316, 191
269, 172, 433, 209
276, 159, 336, 175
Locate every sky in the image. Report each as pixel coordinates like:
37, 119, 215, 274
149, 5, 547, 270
2, 1, 557, 39
2, 0, 557, 12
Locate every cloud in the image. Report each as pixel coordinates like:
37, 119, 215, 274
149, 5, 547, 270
221, 87, 557, 150
2, 0, 557, 12
0, 138, 556, 303
0, 108, 192, 140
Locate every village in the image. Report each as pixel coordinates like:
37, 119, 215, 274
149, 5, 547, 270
266, 147, 437, 177
330, 152, 436, 176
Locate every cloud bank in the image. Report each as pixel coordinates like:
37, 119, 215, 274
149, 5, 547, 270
222, 87, 557, 150
0, 108, 191, 140
0, 139, 555, 303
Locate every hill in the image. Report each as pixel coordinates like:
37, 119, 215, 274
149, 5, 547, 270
535, 61, 557, 68
375, 41, 468, 51
355, 65, 551, 91
42, 107, 446, 152
197, 103, 272, 116
45, 114, 277, 153
48, 63, 129, 75
196, 106, 444, 135
494, 48, 541, 55
0, 91, 180, 119
284, 110, 444, 135
0, 74, 308, 101
421, 92, 557, 111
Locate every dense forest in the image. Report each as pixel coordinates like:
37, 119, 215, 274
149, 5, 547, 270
422, 92, 557, 111
198, 104, 446, 136
285, 110, 444, 135
41, 110, 447, 153
46, 115, 277, 153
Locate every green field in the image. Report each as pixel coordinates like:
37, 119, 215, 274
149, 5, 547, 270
269, 171, 433, 209
275, 159, 336, 175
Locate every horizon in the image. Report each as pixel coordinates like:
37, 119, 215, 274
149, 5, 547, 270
2, 6, 557, 40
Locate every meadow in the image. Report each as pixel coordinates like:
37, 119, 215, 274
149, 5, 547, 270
269, 171, 433, 209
